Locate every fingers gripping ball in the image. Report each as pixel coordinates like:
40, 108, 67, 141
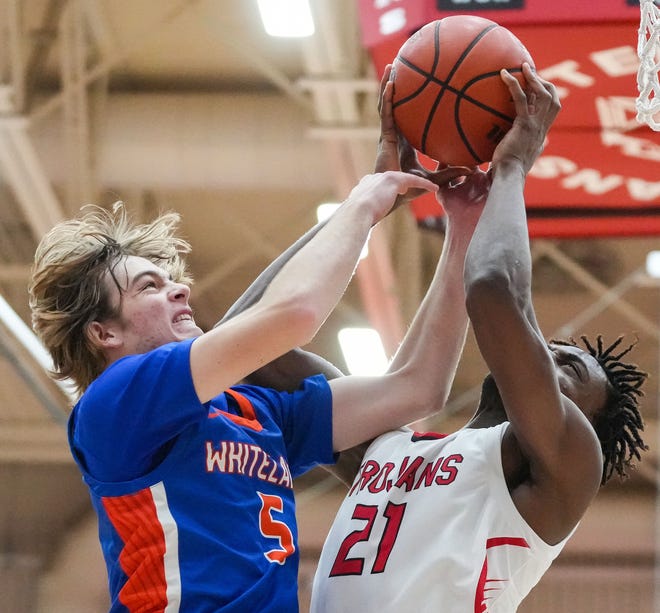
391, 15, 534, 166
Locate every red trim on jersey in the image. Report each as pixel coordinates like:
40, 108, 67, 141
208, 389, 264, 432
474, 537, 531, 612
486, 536, 530, 550
102, 488, 168, 612
411, 431, 448, 441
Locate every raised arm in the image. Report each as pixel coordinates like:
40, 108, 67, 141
325, 67, 485, 452
216, 219, 346, 391
464, 65, 601, 538
216, 63, 470, 394
191, 170, 439, 402
328, 170, 486, 451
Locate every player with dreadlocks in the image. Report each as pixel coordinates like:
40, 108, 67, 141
209, 64, 648, 612
310, 65, 649, 613
552, 335, 647, 484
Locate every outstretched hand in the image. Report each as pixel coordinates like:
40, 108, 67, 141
375, 64, 473, 212
493, 63, 561, 175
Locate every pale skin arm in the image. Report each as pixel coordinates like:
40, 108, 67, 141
215, 64, 469, 398
328, 69, 486, 452
329, 172, 487, 451
464, 64, 602, 542
212, 66, 480, 477
215, 219, 346, 391
190, 170, 440, 403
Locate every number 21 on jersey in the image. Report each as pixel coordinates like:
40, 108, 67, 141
329, 502, 407, 576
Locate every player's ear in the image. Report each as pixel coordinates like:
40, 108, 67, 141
86, 320, 122, 350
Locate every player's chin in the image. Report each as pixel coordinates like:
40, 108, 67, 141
173, 321, 203, 340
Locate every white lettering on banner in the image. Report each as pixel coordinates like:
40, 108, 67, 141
374, 0, 401, 8
599, 126, 660, 162
590, 46, 639, 78
628, 178, 660, 201
539, 45, 660, 164
539, 60, 595, 97
379, 7, 407, 36
595, 95, 660, 158
562, 170, 625, 194
530, 156, 660, 201
595, 96, 641, 131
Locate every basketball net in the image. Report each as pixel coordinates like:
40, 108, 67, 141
636, 0, 660, 130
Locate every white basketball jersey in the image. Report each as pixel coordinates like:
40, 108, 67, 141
311, 423, 573, 613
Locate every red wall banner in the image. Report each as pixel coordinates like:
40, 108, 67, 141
359, 0, 643, 48
359, 1, 660, 238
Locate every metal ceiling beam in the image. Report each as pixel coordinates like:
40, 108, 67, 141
0, 117, 64, 238
0, 263, 30, 282
535, 240, 659, 339
23, 0, 69, 112
60, 0, 96, 207
3, 0, 26, 113
0, 293, 76, 407
29, 0, 202, 125
298, 0, 408, 356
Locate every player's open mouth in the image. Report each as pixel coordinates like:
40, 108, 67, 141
173, 312, 193, 324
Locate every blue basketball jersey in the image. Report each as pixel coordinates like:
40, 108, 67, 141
69, 338, 334, 612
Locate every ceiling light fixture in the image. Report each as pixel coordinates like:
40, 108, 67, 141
338, 327, 388, 376
646, 251, 660, 279
257, 0, 315, 37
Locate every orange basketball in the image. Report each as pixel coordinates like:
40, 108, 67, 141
391, 15, 534, 166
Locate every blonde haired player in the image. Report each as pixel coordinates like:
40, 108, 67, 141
29, 167, 459, 612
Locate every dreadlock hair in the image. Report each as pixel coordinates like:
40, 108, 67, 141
552, 335, 648, 485
29, 203, 192, 397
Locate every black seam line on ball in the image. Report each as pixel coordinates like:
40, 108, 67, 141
394, 61, 519, 122
422, 23, 498, 154
454, 66, 523, 163
392, 22, 446, 118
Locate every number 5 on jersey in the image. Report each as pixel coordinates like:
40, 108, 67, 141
258, 492, 295, 564
329, 502, 407, 576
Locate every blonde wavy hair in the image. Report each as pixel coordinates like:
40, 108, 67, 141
28, 203, 192, 395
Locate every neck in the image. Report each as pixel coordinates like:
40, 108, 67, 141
466, 405, 507, 429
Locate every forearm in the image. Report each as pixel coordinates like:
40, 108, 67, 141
255, 200, 373, 347
217, 220, 329, 327
217, 219, 346, 390
388, 226, 470, 413
465, 162, 531, 291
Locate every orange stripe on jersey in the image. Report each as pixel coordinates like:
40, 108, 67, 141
208, 389, 263, 432
102, 488, 169, 612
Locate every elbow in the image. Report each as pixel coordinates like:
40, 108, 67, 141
386, 365, 446, 423
465, 268, 515, 321
279, 296, 325, 347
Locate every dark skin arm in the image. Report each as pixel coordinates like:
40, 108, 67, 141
464, 64, 602, 544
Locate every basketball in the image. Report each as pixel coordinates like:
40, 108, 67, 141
391, 15, 534, 166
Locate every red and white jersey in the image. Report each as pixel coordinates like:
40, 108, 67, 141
311, 423, 574, 613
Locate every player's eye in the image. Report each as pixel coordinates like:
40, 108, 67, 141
558, 356, 584, 381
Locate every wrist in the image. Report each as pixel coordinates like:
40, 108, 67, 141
491, 157, 527, 182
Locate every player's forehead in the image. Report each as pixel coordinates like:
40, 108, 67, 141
548, 342, 584, 356
549, 342, 607, 379
109, 255, 165, 282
